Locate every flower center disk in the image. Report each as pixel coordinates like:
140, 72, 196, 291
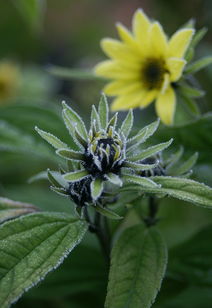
141, 58, 167, 90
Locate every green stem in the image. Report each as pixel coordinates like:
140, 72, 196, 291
144, 196, 159, 227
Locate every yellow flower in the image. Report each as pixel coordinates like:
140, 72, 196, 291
0, 61, 20, 104
95, 9, 194, 125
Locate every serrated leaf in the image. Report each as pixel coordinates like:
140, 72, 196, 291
0, 212, 87, 308
169, 152, 198, 176
95, 205, 122, 220
0, 198, 38, 224
106, 173, 122, 186
123, 174, 159, 188
62, 101, 87, 140
56, 148, 84, 161
91, 178, 104, 200
134, 176, 212, 208
35, 126, 67, 149
98, 93, 109, 129
129, 139, 173, 162
185, 56, 212, 74
105, 225, 167, 308
120, 109, 133, 138
127, 119, 160, 152
63, 169, 89, 182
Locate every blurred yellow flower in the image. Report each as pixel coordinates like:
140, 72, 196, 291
0, 61, 20, 104
95, 9, 194, 125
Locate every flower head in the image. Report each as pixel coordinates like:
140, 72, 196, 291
35, 94, 172, 215
95, 9, 194, 125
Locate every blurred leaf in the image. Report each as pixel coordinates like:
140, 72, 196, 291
167, 152, 198, 176
179, 84, 205, 98
12, 0, 46, 31
105, 225, 167, 308
185, 56, 212, 74
0, 212, 87, 308
153, 114, 212, 165
190, 27, 208, 49
47, 65, 104, 80
0, 197, 38, 223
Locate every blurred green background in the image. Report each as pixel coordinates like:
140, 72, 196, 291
0, 0, 212, 307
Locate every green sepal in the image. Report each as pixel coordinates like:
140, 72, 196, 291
123, 174, 159, 188
91, 105, 101, 131
105, 173, 122, 186
127, 118, 160, 152
98, 93, 109, 130
62, 101, 88, 140
169, 152, 198, 176
56, 148, 84, 161
91, 178, 104, 201
35, 126, 67, 149
50, 186, 69, 197
120, 109, 133, 138
63, 169, 89, 182
47, 169, 68, 188
94, 204, 123, 220
129, 139, 173, 162
124, 161, 158, 171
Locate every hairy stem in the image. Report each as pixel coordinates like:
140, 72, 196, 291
144, 196, 159, 227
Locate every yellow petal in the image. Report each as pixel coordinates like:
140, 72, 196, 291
116, 23, 137, 48
139, 90, 158, 108
100, 38, 140, 63
155, 86, 176, 125
104, 80, 143, 96
111, 91, 147, 111
94, 60, 139, 79
132, 9, 151, 47
149, 22, 168, 57
168, 29, 194, 58
160, 73, 170, 94
167, 57, 186, 81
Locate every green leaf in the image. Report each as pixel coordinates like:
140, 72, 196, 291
35, 126, 67, 150
98, 93, 109, 129
129, 139, 173, 162
190, 27, 208, 49
180, 94, 200, 115
28, 171, 48, 184
50, 186, 69, 197
136, 176, 212, 208
106, 173, 122, 186
47, 65, 104, 80
91, 178, 104, 200
179, 84, 205, 98
169, 224, 212, 285
95, 205, 122, 220
63, 169, 89, 182
185, 56, 212, 74
62, 101, 88, 141
120, 109, 134, 138
0, 212, 87, 308
0, 197, 38, 224
127, 119, 160, 152
105, 225, 167, 308
123, 174, 159, 188
168, 152, 198, 176
56, 148, 84, 161
107, 112, 118, 130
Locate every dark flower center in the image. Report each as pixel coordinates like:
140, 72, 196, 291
141, 58, 167, 90
67, 177, 92, 207
84, 136, 123, 178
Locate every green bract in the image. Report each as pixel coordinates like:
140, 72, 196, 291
35, 94, 172, 214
